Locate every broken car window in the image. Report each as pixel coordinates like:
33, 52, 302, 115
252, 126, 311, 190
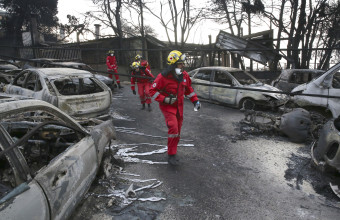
24, 72, 42, 91
332, 72, 340, 89
52, 77, 104, 95
229, 71, 258, 85
194, 69, 211, 81
214, 71, 233, 85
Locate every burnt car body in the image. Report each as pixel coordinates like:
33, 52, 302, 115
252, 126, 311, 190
0, 93, 32, 103
0, 69, 22, 84
0, 100, 116, 220
291, 62, 340, 118
3, 68, 112, 118
0, 59, 20, 71
189, 66, 287, 109
272, 69, 324, 93
0, 60, 21, 84
21, 58, 62, 68
46, 61, 115, 89
241, 108, 312, 143
311, 117, 340, 173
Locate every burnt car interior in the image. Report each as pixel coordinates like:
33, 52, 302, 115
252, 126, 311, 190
214, 71, 233, 85
194, 70, 211, 81
53, 78, 104, 95
0, 110, 87, 198
332, 72, 340, 88
289, 72, 312, 84
229, 71, 257, 85
12, 71, 42, 91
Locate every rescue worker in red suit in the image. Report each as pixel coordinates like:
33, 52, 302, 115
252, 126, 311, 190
135, 54, 151, 72
131, 61, 155, 111
106, 50, 123, 89
149, 50, 201, 165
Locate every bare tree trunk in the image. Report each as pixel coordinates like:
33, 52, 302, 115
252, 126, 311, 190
273, 0, 286, 70
291, 0, 306, 69
287, 0, 299, 68
219, 0, 235, 35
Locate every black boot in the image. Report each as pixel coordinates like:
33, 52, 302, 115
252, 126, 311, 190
168, 154, 179, 166
147, 104, 152, 112
118, 82, 123, 89
141, 104, 145, 110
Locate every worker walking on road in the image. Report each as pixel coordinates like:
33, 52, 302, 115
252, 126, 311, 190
149, 50, 201, 165
131, 61, 154, 111
106, 50, 123, 89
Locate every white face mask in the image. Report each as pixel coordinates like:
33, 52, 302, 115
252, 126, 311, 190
175, 68, 182, 75
110, 54, 114, 56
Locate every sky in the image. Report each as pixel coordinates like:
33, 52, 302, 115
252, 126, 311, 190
56, 0, 244, 44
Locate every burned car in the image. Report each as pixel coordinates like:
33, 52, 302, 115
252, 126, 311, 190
3, 68, 112, 118
189, 67, 287, 109
46, 61, 115, 89
0, 69, 22, 84
0, 60, 21, 84
291, 62, 340, 118
0, 59, 20, 71
21, 58, 61, 68
0, 100, 116, 220
0, 93, 32, 103
312, 117, 340, 173
272, 69, 324, 92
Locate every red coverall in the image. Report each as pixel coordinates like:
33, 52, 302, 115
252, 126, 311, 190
131, 68, 154, 104
140, 60, 151, 72
106, 55, 120, 84
149, 70, 198, 155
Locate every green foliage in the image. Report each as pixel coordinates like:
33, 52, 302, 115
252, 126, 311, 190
1, 0, 59, 43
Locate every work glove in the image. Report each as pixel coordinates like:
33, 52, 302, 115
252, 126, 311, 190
132, 90, 136, 95
193, 100, 201, 111
163, 96, 177, 104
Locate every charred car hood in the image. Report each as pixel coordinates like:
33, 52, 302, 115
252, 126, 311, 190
246, 83, 286, 99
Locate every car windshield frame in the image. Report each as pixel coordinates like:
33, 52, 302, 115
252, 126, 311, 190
228, 69, 259, 85
51, 76, 105, 96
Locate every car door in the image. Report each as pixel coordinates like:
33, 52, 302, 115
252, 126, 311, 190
0, 125, 50, 220
210, 70, 237, 105
33, 123, 99, 220
191, 69, 211, 99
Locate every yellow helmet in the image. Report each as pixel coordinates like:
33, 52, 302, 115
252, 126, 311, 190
135, 54, 142, 60
167, 50, 186, 65
131, 61, 140, 69
107, 50, 114, 55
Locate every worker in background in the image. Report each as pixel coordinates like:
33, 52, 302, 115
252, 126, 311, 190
131, 61, 154, 111
135, 54, 151, 71
149, 50, 201, 166
106, 50, 123, 89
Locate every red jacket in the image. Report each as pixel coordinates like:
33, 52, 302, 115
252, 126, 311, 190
150, 70, 198, 116
131, 68, 154, 90
106, 55, 117, 70
140, 60, 151, 71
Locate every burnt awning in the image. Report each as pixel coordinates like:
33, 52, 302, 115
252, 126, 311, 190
216, 30, 281, 65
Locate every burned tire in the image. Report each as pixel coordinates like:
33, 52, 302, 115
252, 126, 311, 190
239, 98, 256, 110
